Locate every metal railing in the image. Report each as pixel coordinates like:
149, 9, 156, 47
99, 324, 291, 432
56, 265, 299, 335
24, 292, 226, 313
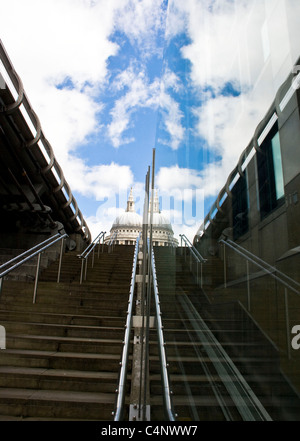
107, 231, 118, 253
219, 237, 300, 359
0, 232, 67, 303
114, 234, 141, 421
78, 231, 106, 284
180, 234, 206, 287
179, 293, 272, 421
150, 245, 176, 421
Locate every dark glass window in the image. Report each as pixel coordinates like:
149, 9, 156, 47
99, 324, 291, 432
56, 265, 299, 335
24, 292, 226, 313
257, 123, 284, 220
232, 171, 249, 240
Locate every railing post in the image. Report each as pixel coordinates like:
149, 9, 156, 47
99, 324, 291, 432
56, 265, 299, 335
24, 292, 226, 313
223, 243, 227, 289
0, 278, 3, 297
33, 252, 41, 304
246, 260, 251, 312
284, 288, 291, 360
92, 247, 95, 268
84, 256, 88, 281
80, 259, 84, 284
57, 238, 64, 284
98, 237, 101, 258
102, 234, 105, 253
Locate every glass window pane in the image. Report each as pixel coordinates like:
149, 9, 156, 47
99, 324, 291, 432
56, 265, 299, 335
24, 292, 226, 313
271, 132, 285, 201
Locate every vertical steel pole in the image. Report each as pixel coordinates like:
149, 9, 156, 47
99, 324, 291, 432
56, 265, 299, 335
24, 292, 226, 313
223, 243, 227, 289
80, 259, 84, 284
143, 148, 155, 421
84, 256, 88, 281
284, 288, 291, 360
57, 238, 64, 284
246, 260, 251, 311
92, 247, 95, 268
33, 252, 41, 304
138, 166, 150, 419
201, 262, 203, 289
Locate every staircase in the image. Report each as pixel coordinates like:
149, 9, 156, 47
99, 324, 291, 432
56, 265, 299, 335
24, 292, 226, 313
151, 246, 300, 421
0, 244, 134, 420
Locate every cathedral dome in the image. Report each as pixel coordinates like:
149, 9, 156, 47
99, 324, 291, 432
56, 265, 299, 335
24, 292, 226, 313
113, 211, 142, 228
151, 212, 173, 232
105, 188, 178, 247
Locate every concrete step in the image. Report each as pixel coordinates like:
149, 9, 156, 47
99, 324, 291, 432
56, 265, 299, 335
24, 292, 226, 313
0, 387, 117, 420
0, 366, 124, 394
0, 310, 125, 327
0, 349, 127, 372
0, 244, 134, 421
6, 333, 127, 354
2, 320, 127, 340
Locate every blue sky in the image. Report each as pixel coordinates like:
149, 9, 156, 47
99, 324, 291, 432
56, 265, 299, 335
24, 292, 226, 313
1, 0, 300, 241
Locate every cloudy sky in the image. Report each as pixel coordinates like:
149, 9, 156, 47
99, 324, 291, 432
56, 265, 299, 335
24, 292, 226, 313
1, 0, 300, 241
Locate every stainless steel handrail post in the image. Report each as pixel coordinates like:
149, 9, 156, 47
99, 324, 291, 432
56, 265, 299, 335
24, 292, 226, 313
80, 258, 85, 285
92, 247, 95, 268
246, 260, 251, 311
84, 256, 88, 281
78, 231, 105, 283
114, 234, 140, 421
151, 246, 176, 421
33, 252, 42, 304
179, 234, 206, 288
57, 237, 65, 284
285, 288, 291, 360
223, 242, 227, 288
201, 262, 203, 288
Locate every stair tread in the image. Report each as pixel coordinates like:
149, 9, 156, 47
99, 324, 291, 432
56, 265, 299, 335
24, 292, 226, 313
0, 366, 119, 380
1, 348, 122, 359
0, 387, 116, 403
7, 333, 123, 342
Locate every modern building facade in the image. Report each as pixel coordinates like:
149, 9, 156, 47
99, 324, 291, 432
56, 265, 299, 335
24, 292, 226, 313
193, 59, 300, 394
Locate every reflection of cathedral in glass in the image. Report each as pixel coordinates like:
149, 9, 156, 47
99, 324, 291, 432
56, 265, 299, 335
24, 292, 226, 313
105, 188, 178, 247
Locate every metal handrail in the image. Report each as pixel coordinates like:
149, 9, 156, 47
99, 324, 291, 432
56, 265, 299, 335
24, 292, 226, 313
179, 294, 272, 421
180, 234, 206, 263
219, 238, 300, 296
0, 233, 61, 272
78, 231, 106, 260
78, 231, 105, 284
114, 234, 141, 421
219, 238, 300, 359
180, 234, 206, 288
108, 231, 118, 246
224, 238, 300, 292
0, 233, 68, 303
150, 246, 176, 421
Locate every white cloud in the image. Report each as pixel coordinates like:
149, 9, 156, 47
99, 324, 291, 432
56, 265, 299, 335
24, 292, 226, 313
156, 164, 224, 204
64, 161, 134, 201
163, 0, 300, 216
0, 0, 127, 206
107, 63, 185, 150
115, 0, 167, 58
107, 66, 161, 147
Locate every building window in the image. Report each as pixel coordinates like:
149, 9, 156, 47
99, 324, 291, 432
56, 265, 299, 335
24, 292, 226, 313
232, 171, 249, 240
257, 123, 284, 220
